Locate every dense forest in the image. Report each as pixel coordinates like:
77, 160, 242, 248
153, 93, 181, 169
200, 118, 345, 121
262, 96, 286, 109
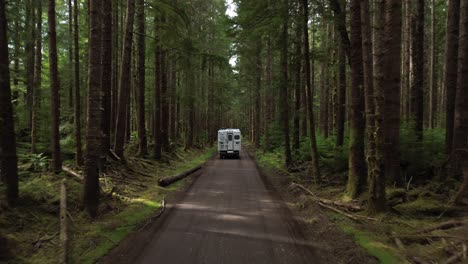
0, 0, 467, 262
233, 0, 468, 212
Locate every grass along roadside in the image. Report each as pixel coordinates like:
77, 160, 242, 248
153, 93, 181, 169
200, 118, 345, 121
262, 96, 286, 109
0, 147, 215, 264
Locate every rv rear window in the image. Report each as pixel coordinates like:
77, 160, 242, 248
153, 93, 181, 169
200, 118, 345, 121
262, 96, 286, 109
234, 135, 240, 140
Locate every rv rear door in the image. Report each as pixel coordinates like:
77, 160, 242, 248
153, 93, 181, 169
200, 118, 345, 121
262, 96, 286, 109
227, 132, 234, 152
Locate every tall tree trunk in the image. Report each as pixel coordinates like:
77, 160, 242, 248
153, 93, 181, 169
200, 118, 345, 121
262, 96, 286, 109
336, 42, 346, 147
362, 0, 375, 160
84, 0, 103, 217
154, 17, 162, 158
161, 47, 169, 152
429, 0, 437, 129
280, 0, 291, 168
101, 0, 112, 158
31, 0, 43, 154
368, 0, 386, 213
303, 0, 321, 182
383, 0, 402, 186
264, 37, 273, 152
12, 16, 19, 104
401, 0, 412, 122
329, 0, 351, 63
293, 21, 301, 151
113, 0, 135, 159
411, 0, 425, 140
444, 0, 461, 153
111, 0, 119, 146
347, 0, 366, 198
0, 0, 19, 205
74, 0, 83, 166
254, 42, 262, 149
452, 0, 468, 204
170, 59, 177, 142
48, 0, 62, 173
135, 0, 147, 156
25, 0, 36, 131
68, 0, 73, 110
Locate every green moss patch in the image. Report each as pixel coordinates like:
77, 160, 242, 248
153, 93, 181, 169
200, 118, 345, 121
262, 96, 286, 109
340, 224, 405, 264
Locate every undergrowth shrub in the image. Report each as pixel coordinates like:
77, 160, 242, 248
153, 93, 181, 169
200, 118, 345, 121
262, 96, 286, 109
400, 123, 446, 184
257, 122, 447, 187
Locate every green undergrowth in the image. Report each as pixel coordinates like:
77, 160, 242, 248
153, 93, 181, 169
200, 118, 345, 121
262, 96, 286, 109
251, 139, 466, 264
1, 146, 215, 264
338, 222, 405, 264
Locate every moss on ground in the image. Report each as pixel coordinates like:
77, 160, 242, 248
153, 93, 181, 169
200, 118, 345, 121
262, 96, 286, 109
1, 147, 215, 264
338, 223, 406, 264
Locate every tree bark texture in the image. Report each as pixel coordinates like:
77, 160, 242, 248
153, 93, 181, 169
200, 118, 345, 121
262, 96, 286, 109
84, 0, 103, 217
347, 0, 366, 198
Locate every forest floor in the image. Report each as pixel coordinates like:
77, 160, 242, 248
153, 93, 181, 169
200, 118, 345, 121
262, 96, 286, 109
0, 143, 215, 264
252, 147, 468, 264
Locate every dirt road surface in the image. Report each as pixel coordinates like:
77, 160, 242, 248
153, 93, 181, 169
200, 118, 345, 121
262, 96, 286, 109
127, 151, 319, 264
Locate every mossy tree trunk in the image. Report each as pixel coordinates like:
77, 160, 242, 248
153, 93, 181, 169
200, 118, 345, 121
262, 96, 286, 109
346, 0, 366, 198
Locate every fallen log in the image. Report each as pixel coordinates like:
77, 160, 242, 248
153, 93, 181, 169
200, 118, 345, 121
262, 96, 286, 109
391, 234, 466, 241
317, 202, 361, 222
109, 149, 122, 162
33, 232, 58, 248
291, 182, 364, 211
158, 166, 202, 187
412, 220, 464, 235
62, 166, 83, 181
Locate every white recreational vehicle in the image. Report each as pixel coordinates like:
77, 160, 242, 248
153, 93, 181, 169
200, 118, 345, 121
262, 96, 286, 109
218, 129, 241, 159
